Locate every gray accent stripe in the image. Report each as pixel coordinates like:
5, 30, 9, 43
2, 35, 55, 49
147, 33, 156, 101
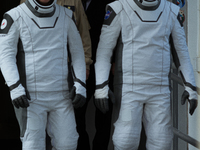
9, 80, 20, 91
71, 66, 86, 88
113, 33, 123, 86
134, 11, 162, 22
14, 107, 27, 137
31, 17, 58, 29
170, 35, 181, 68
96, 80, 109, 89
112, 33, 123, 122
185, 83, 197, 91
180, 71, 196, 91
17, 39, 31, 100
74, 78, 86, 88
67, 44, 74, 90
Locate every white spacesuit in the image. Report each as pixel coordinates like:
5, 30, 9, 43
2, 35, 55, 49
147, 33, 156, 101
0, 0, 86, 149
94, 0, 198, 150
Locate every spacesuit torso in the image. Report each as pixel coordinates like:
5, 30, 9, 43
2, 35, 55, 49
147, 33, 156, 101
118, 0, 176, 85
94, 1, 197, 149
18, 2, 71, 93
95, 0, 195, 89
0, 1, 85, 149
0, 0, 86, 100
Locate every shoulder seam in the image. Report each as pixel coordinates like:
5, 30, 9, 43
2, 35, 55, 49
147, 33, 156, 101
107, 1, 123, 14
63, 5, 73, 19
169, 2, 179, 16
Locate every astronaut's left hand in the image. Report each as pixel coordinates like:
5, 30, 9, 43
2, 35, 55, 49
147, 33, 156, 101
94, 86, 115, 114
181, 87, 198, 115
70, 86, 86, 108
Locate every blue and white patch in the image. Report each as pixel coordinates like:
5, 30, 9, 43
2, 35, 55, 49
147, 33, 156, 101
105, 10, 112, 20
176, 0, 185, 8
103, 6, 117, 26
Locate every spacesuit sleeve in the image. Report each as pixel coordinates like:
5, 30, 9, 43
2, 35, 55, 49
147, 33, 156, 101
171, 13, 197, 94
95, 4, 121, 88
67, 18, 86, 96
0, 12, 26, 100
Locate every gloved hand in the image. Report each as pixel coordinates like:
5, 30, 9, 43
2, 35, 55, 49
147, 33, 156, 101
181, 87, 198, 115
94, 86, 115, 114
10, 83, 30, 109
70, 86, 86, 108
12, 95, 30, 109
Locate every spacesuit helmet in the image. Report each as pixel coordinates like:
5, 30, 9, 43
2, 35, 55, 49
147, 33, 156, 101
27, 0, 57, 14
135, 0, 161, 10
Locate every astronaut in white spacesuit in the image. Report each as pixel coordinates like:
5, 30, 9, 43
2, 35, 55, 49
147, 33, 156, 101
94, 0, 198, 150
0, 0, 86, 149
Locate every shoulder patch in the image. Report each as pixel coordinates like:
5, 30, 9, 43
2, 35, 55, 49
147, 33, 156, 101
0, 14, 14, 34
177, 11, 185, 27
64, 5, 75, 12
103, 6, 117, 26
176, 0, 185, 8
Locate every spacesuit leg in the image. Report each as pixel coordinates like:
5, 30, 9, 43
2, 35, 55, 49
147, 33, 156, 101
143, 86, 173, 150
18, 99, 48, 150
112, 92, 143, 150
47, 97, 78, 150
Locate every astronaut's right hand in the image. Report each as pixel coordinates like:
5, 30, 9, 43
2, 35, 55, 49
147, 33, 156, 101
9, 83, 30, 109
94, 86, 115, 114
12, 95, 30, 109
70, 86, 86, 108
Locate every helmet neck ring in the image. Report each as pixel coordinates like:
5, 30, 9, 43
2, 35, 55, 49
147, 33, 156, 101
134, 0, 160, 10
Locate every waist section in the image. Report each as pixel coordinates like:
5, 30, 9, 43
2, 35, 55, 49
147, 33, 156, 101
29, 90, 70, 101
